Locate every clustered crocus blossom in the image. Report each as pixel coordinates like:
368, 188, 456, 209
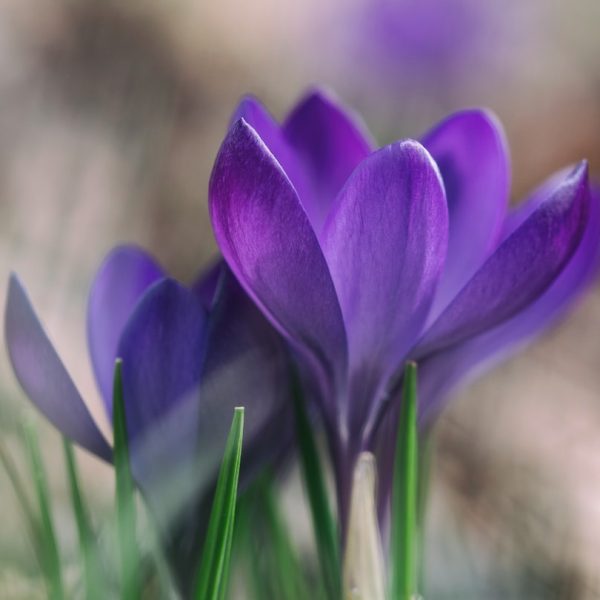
5, 245, 292, 580
209, 89, 600, 529
5, 86, 600, 562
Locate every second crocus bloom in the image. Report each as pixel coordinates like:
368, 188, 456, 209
5, 246, 292, 583
209, 90, 599, 529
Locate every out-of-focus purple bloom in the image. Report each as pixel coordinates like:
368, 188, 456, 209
209, 89, 599, 529
318, 0, 528, 125
348, 0, 487, 86
5, 245, 291, 577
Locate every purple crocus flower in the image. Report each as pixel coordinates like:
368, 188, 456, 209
208, 89, 600, 529
5, 245, 291, 578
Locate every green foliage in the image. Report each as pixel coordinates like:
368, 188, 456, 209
390, 362, 419, 600
112, 358, 140, 600
194, 407, 245, 600
291, 370, 341, 600
260, 477, 311, 600
63, 438, 101, 600
0, 437, 44, 568
2, 363, 253, 599
22, 421, 65, 600
236, 495, 270, 600
0, 360, 429, 600
238, 476, 312, 600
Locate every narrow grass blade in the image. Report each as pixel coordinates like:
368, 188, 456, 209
235, 496, 271, 600
63, 438, 101, 600
144, 512, 178, 600
390, 362, 419, 600
0, 437, 44, 567
291, 370, 340, 600
112, 358, 140, 600
260, 475, 310, 600
194, 407, 244, 600
22, 421, 65, 599
237, 480, 314, 600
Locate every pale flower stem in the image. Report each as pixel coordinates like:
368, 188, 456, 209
342, 452, 387, 600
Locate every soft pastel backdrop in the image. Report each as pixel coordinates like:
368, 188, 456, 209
1, 0, 600, 597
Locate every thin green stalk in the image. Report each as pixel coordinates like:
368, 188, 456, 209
144, 512, 178, 600
112, 358, 140, 600
63, 438, 100, 600
291, 370, 340, 600
0, 437, 44, 566
260, 476, 310, 600
194, 407, 244, 600
22, 421, 65, 599
235, 497, 270, 600
390, 362, 419, 600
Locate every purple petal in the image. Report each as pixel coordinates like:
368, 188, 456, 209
501, 168, 569, 239
116, 278, 208, 484
5, 274, 111, 460
230, 96, 284, 154
374, 170, 598, 531
418, 180, 600, 425
200, 267, 293, 486
209, 118, 347, 395
191, 259, 224, 310
283, 89, 374, 233
87, 245, 164, 413
142, 269, 294, 558
416, 162, 590, 356
321, 139, 448, 428
232, 96, 309, 203
422, 109, 510, 322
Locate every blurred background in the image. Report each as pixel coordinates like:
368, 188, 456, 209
1, 0, 600, 597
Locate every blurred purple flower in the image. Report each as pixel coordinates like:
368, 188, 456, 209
209, 90, 600, 528
322, 0, 522, 116
5, 245, 291, 577
350, 0, 486, 85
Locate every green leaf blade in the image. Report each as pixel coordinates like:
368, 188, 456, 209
63, 438, 101, 600
22, 421, 65, 600
194, 406, 245, 600
262, 476, 310, 600
112, 358, 140, 600
390, 362, 419, 600
0, 437, 45, 568
291, 370, 340, 600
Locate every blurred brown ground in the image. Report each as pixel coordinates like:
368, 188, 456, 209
1, 0, 600, 597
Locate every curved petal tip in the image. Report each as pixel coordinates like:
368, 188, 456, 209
6, 274, 111, 460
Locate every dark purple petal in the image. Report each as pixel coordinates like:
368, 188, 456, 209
321, 140, 448, 427
5, 274, 111, 460
209, 118, 347, 391
116, 278, 208, 484
191, 259, 224, 310
230, 96, 284, 154
231, 96, 309, 203
87, 245, 164, 413
422, 109, 510, 322
501, 169, 569, 239
200, 267, 293, 486
283, 89, 374, 233
142, 269, 294, 574
418, 180, 600, 425
416, 162, 590, 356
